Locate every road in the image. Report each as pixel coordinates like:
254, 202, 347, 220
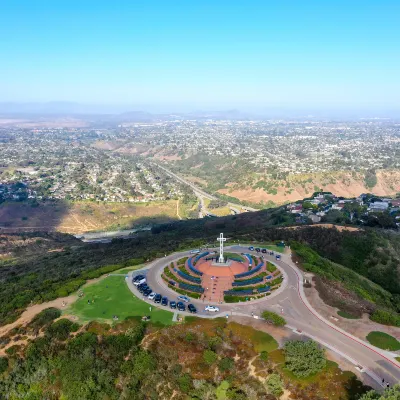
127, 245, 400, 389
155, 163, 258, 212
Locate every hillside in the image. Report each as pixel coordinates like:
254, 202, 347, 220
0, 200, 180, 234
219, 170, 400, 206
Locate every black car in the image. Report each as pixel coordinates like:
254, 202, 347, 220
144, 288, 152, 296
261, 248, 267, 254
161, 297, 168, 306
154, 294, 162, 303
168, 280, 176, 286
177, 302, 185, 311
188, 304, 197, 313
255, 248, 261, 252
133, 274, 145, 282
138, 285, 148, 293
170, 301, 177, 309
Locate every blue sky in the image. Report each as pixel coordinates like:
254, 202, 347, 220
1, 0, 399, 111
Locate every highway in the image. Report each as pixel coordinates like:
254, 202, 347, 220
155, 163, 258, 212
127, 245, 400, 389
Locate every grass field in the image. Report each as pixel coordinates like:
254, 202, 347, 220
337, 310, 360, 319
366, 331, 400, 351
114, 265, 144, 275
204, 198, 232, 217
224, 322, 278, 353
67, 276, 174, 325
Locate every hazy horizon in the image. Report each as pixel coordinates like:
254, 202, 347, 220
1, 1, 400, 112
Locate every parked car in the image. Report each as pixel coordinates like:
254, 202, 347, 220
170, 301, 177, 309
255, 247, 261, 252
143, 288, 152, 296
148, 292, 156, 300
133, 274, 145, 282
276, 255, 281, 261
177, 295, 190, 303
168, 280, 176, 286
177, 302, 186, 311
133, 277, 146, 286
138, 284, 148, 293
248, 246, 254, 251
204, 305, 220, 312
261, 248, 267, 254
154, 294, 162, 303
161, 297, 168, 306
188, 304, 197, 313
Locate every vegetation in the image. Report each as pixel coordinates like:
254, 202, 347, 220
370, 310, 400, 327
366, 332, 400, 351
261, 310, 287, 326
283, 340, 326, 378
68, 276, 174, 325
337, 310, 360, 319
359, 385, 400, 399
266, 373, 284, 396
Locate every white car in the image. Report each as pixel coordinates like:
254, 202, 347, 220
205, 305, 220, 312
177, 295, 190, 303
133, 278, 146, 286
148, 292, 157, 300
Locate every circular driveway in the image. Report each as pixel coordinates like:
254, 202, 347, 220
129, 246, 288, 317
126, 244, 400, 388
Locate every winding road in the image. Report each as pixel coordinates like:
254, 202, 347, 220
127, 245, 400, 389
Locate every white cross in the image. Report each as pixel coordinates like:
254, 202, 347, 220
217, 232, 226, 263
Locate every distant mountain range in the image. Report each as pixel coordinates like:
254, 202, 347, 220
1, 102, 399, 121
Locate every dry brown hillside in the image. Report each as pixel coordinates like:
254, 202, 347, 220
219, 170, 400, 204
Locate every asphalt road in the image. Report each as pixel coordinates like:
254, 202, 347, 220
127, 245, 400, 389
155, 163, 258, 212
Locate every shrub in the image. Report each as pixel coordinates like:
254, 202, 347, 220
283, 340, 326, 378
218, 357, 234, 371
0, 357, 8, 374
370, 310, 400, 327
261, 311, 286, 326
203, 349, 217, 365
46, 319, 80, 341
29, 308, 61, 332
266, 373, 283, 396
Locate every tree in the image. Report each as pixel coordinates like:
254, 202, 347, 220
203, 350, 217, 365
359, 384, 400, 399
283, 340, 326, 377
266, 373, 283, 396
261, 311, 286, 326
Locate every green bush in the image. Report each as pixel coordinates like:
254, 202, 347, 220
370, 310, 400, 327
0, 357, 8, 374
284, 340, 326, 378
46, 319, 80, 341
266, 373, 283, 396
261, 311, 286, 326
203, 350, 217, 365
28, 307, 61, 332
218, 357, 234, 371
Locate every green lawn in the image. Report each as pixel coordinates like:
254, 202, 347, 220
337, 310, 360, 319
114, 265, 144, 275
366, 331, 400, 351
67, 276, 174, 325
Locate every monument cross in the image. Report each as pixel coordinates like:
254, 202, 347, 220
217, 232, 226, 263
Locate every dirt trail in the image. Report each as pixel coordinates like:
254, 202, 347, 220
0, 275, 107, 337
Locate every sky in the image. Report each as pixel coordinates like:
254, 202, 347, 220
1, 0, 400, 112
